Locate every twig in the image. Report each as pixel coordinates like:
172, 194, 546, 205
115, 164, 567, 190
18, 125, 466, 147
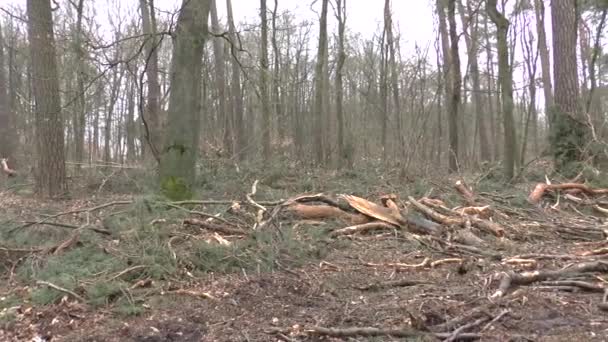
108, 265, 148, 281
36, 280, 86, 302
480, 310, 510, 332
246, 180, 267, 212
443, 316, 489, 342
184, 218, 246, 235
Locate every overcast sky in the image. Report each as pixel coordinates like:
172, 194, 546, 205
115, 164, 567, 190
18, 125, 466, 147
3, 0, 437, 54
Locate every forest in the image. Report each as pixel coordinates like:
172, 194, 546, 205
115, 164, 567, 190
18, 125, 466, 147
0, 0, 608, 340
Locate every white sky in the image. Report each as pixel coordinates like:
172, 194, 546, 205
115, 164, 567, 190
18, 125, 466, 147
3, 0, 437, 54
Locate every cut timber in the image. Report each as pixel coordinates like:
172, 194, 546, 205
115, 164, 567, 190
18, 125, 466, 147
528, 182, 608, 204
285, 203, 370, 225
340, 194, 405, 226
330, 222, 396, 237
454, 180, 478, 205
0, 158, 16, 177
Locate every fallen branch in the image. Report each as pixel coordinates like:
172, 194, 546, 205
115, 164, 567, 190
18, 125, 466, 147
358, 279, 430, 291
443, 316, 490, 342
410, 197, 504, 237
492, 261, 608, 298
302, 326, 480, 340
331, 221, 396, 237
184, 218, 246, 235
36, 280, 85, 302
528, 182, 608, 204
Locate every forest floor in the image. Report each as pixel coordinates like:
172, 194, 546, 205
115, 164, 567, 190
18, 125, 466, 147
2, 160, 608, 341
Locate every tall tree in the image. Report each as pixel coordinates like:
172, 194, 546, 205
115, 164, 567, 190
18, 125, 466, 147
335, 0, 348, 168
458, 0, 491, 162
313, 0, 329, 165
226, 0, 246, 159
533, 0, 554, 127
436, 0, 451, 167
550, 0, 588, 170
70, 0, 86, 165
210, 0, 231, 156
0, 20, 14, 162
159, 0, 211, 199
27, 0, 67, 197
384, 0, 405, 158
260, 0, 272, 160
140, 0, 162, 160
446, 0, 461, 173
487, 0, 516, 180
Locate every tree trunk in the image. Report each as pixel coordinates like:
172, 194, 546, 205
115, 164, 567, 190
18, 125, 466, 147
140, 0, 162, 160
487, 0, 516, 180
313, 0, 329, 165
271, 0, 284, 145
68, 0, 86, 165
534, 0, 554, 128
159, 0, 211, 200
458, 0, 491, 163
436, 0, 451, 168
260, 0, 272, 160
27, 0, 67, 197
385, 0, 405, 160
550, 0, 588, 171
226, 0, 246, 160
335, 0, 348, 168
210, 0, 232, 157
0, 20, 15, 161
446, 0, 461, 173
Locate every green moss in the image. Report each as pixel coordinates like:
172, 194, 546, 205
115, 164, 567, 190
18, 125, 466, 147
160, 175, 193, 200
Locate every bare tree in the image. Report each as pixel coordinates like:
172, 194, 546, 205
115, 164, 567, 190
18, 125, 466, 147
259, 0, 272, 160
446, 0, 461, 173
487, 0, 516, 180
226, 0, 246, 160
533, 0, 554, 128
210, 0, 232, 156
0, 20, 14, 162
313, 0, 329, 165
140, 0, 162, 160
458, 0, 491, 162
335, 0, 349, 168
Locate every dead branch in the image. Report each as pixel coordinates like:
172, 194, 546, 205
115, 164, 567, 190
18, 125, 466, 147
529, 182, 608, 204
406, 216, 443, 236
331, 222, 396, 237
492, 261, 608, 298
443, 316, 490, 342
108, 265, 148, 281
47, 232, 80, 255
410, 196, 504, 237
285, 203, 370, 225
184, 218, 246, 235
302, 326, 480, 340
358, 279, 430, 291
540, 280, 604, 292
246, 179, 267, 212
36, 280, 86, 302
22, 221, 112, 236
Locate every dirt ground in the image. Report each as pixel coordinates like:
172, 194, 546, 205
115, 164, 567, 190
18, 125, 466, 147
2, 174, 608, 341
